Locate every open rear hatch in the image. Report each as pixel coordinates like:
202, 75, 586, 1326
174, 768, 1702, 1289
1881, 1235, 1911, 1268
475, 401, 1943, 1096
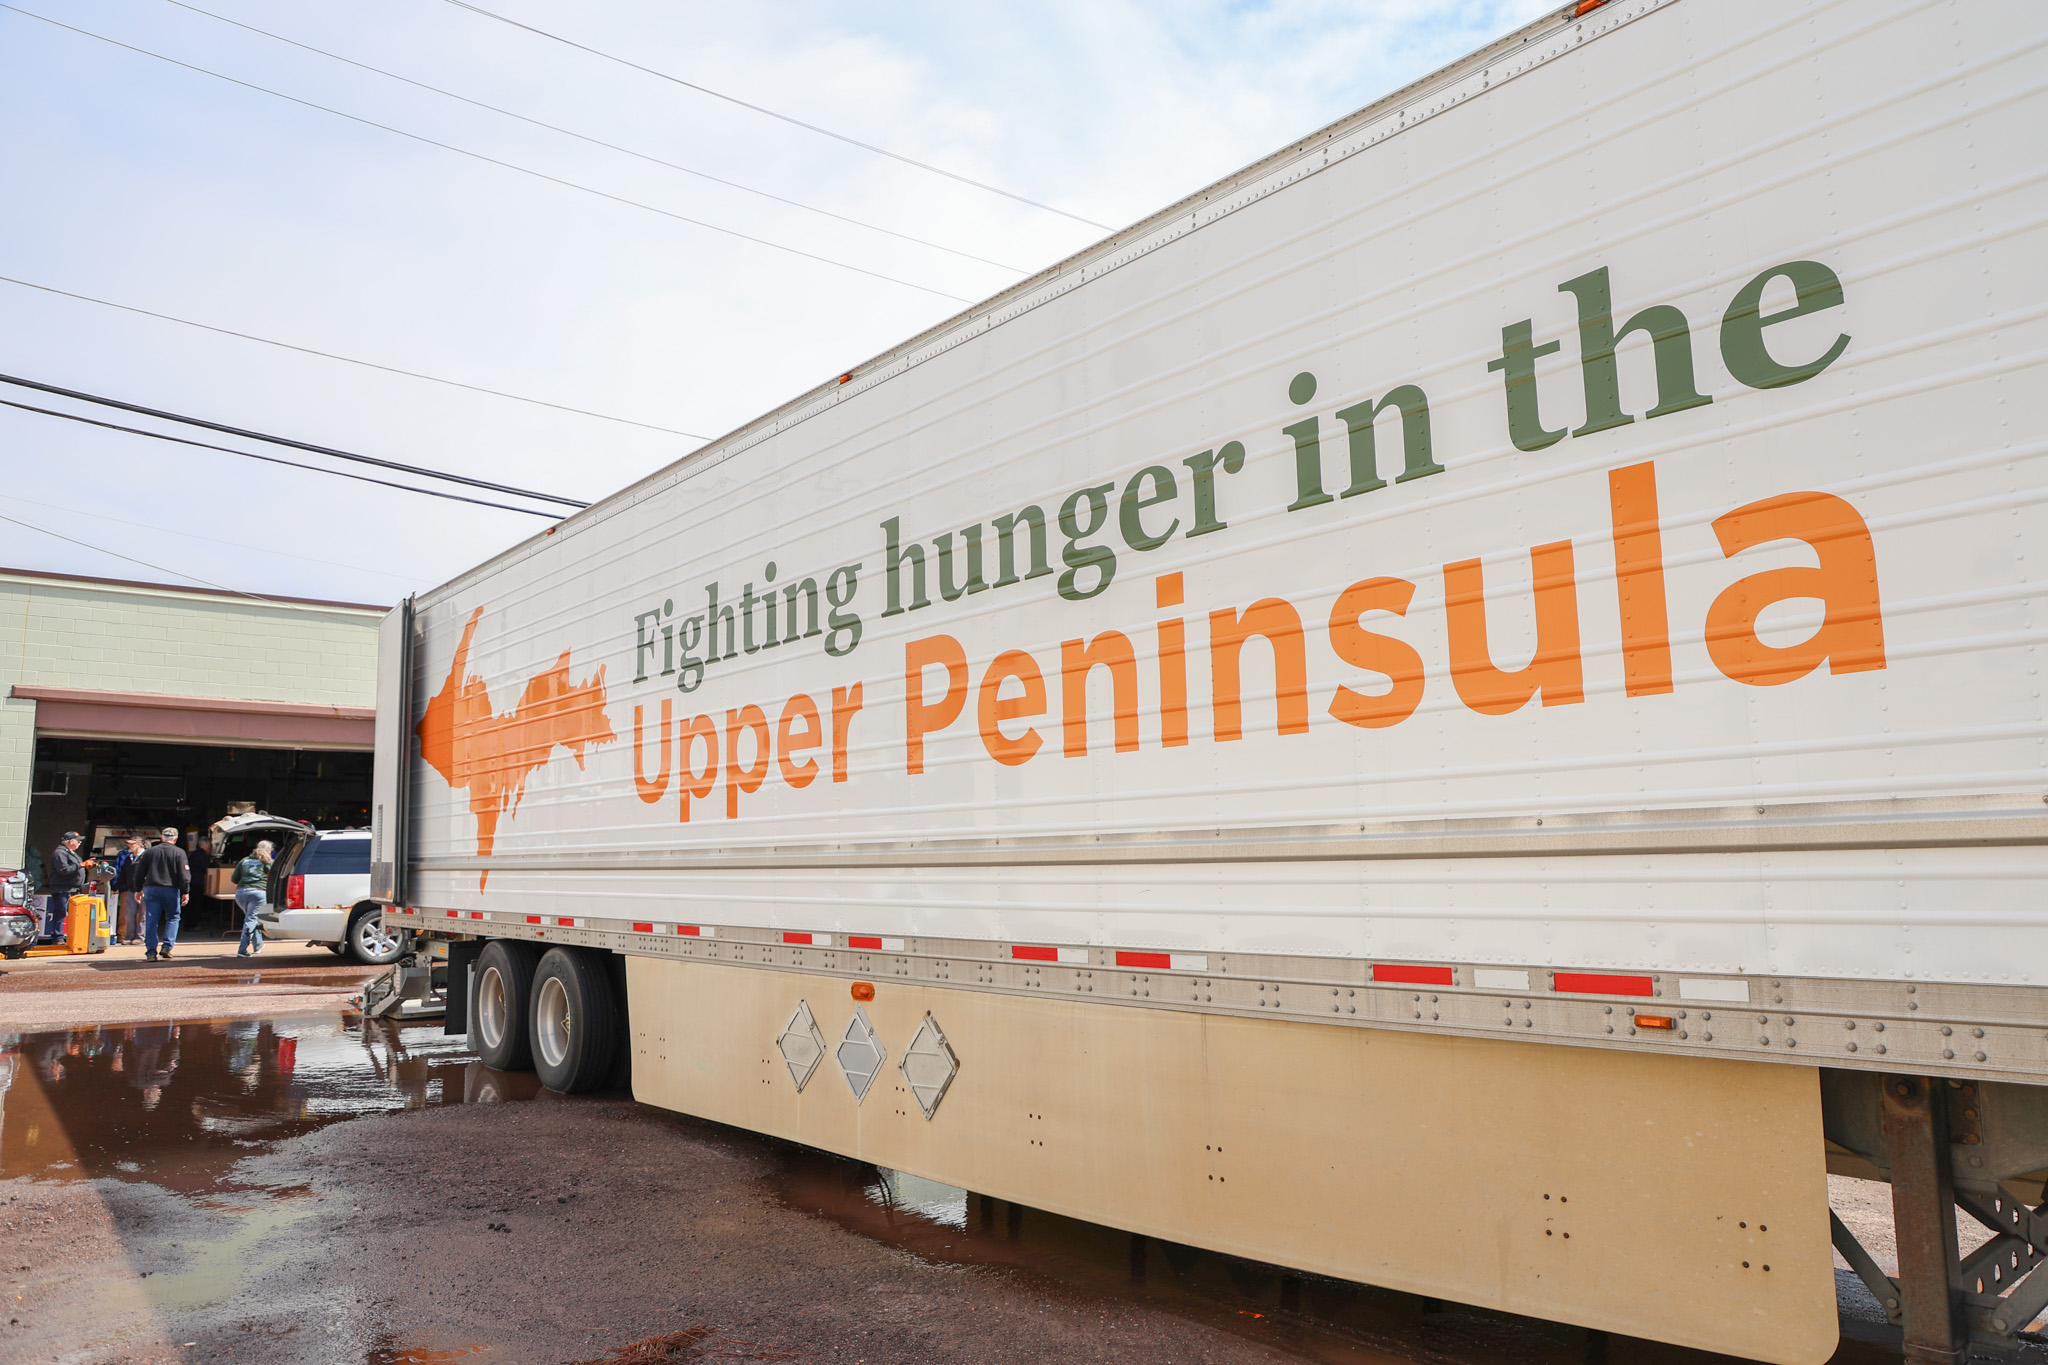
206, 813, 311, 899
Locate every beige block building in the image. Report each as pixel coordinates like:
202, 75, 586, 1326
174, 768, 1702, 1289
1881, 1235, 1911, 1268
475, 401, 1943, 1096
0, 567, 384, 884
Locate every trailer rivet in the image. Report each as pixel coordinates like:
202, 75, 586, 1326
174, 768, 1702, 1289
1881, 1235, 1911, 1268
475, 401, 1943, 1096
1703, 1032, 1713, 1041
1941, 1026, 1953, 1037
1973, 1028, 1985, 1039
1976, 1052, 1987, 1062
1848, 1042, 1858, 1052
1943, 1049, 1955, 1060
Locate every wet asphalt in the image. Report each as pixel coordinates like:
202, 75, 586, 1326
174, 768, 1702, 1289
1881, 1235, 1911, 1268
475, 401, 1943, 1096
0, 956, 1965, 1365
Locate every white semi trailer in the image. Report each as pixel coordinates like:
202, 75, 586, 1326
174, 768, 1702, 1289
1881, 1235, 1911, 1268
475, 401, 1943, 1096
371, 0, 2048, 1358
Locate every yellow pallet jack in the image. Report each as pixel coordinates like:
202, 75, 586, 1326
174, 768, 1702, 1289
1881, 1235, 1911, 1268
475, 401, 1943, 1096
25, 894, 112, 956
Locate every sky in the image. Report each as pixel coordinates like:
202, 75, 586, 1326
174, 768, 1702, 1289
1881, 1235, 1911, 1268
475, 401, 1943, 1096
0, 0, 1551, 607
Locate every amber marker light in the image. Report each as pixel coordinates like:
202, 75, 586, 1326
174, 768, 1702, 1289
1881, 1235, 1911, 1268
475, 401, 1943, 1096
851, 982, 876, 1002
1636, 1015, 1677, 1029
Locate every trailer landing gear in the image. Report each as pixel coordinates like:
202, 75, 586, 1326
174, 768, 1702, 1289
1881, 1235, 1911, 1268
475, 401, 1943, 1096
1825, 1072, 2048, 1362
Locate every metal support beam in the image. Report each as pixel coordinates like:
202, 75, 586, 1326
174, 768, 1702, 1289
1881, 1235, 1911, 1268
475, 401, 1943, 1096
1882, 1075, 1965, 1364
1831, 1210, 1903, 1324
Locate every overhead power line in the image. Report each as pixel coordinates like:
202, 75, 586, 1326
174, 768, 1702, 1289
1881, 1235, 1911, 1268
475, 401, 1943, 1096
0, 397, 562, 517
1, 487, 423, 583
0, 507, 309, 603
161, 0, 1027, 275
441, 0, 1112, 232
2, 384, 577, 517
0, 373, 588, 508
1, 5, 973, 303
0, 275, 707, 439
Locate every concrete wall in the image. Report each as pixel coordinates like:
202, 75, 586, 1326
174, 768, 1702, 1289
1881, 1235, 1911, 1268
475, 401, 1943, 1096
0, 570, 384, 864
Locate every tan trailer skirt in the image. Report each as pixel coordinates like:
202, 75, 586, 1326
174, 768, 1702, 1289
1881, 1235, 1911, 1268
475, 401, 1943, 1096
628, 956, 1835, 1363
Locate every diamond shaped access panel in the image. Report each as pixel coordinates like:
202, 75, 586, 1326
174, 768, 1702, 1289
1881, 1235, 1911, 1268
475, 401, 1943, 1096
898, 1013, 959, 1121
836, 1005, 887, 1104
775, 1000, 826, 1091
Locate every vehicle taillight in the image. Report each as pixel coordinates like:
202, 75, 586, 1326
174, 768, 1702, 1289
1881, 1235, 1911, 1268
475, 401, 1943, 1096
285, 875, 304, 910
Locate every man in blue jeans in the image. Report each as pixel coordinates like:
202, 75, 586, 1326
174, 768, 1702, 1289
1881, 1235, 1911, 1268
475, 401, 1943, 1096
41, 831, 86, 941
137, 826, 190, 962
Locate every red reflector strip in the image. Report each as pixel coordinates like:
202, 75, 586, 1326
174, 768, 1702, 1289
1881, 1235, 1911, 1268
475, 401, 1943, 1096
1115, 951, 1170, 969
677, 925, 700, 936
1012, 944, 1089, 964
632, 922, 654, 934
783, 932, 814, 945
1373, 964, 1454, 986
469, 911, 484, 919
525, 916, 543, 924
444, 909, 459, 918
556, 917, 578, 927
1555, 972, 1654, 997
848, 935, 880, 949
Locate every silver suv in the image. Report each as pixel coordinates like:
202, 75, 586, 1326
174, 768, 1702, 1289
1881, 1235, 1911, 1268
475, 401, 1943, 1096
258, 829, 410, 965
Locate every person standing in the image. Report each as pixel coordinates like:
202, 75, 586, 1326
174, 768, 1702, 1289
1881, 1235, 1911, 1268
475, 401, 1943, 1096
113, 836, 145, 944
42, 831, 86, 942
186, 835, 214, 930
138, 827, 190, 962
233, 840, 273, 957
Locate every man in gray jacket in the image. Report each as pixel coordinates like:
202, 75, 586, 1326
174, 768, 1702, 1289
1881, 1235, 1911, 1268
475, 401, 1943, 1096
41, 831, 85, 941
137, 827, 190, 962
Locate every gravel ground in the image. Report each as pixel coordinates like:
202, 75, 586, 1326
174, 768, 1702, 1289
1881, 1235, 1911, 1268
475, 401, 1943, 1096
0, 940, 375, 1031
4, 1099, 1335, 1365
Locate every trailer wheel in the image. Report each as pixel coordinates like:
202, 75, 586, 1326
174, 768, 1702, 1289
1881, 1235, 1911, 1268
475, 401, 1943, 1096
530, 947, 620, 1094
473, 939, 541, 1071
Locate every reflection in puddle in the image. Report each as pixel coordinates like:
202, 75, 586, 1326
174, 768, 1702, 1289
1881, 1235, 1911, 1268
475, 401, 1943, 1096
0, 1014, 540, 1187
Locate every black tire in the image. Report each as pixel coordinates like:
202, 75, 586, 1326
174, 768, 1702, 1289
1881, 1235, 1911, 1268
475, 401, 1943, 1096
345, 905, 411, 965
529, 947, 620, 1094
473, 939, 542, 1072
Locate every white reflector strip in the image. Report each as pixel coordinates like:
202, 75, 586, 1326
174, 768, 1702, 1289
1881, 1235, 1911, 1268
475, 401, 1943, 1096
1057, 947, 1088, 964
1679, 977, 1751, 1003
1475, 968, 1531, 991
1170, 954, 1208, 971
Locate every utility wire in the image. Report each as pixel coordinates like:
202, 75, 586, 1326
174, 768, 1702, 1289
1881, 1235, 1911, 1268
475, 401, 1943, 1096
0, 397, 562, 518
0, 373, 588, 509
161, 0, 1027, 275
441, 0, 1111, 232
0, 275, 707, 439
1, 4, 973, 303
0, 507, 340, 604
0, 487, 423, 583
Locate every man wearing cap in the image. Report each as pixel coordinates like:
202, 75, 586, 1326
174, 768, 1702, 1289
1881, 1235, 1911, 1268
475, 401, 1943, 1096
42, 831, 86, 941
137, 827, 190, 962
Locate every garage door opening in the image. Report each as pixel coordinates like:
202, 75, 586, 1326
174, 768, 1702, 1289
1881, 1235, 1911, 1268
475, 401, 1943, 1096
26, 736, 371, 936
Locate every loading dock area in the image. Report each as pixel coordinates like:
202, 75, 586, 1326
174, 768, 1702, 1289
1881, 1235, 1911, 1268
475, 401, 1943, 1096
0, 567, 382, 913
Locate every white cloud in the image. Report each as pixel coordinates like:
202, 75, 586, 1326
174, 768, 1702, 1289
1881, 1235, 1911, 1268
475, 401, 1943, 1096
0, 0, 1549, 603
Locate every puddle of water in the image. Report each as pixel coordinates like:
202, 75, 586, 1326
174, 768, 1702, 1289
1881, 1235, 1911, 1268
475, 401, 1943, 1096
0, 1014, 540, 1189
366, 1344, 490, 1364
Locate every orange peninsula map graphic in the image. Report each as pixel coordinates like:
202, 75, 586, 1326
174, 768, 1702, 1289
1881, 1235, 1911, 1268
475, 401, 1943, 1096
417, 608, 616, 889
